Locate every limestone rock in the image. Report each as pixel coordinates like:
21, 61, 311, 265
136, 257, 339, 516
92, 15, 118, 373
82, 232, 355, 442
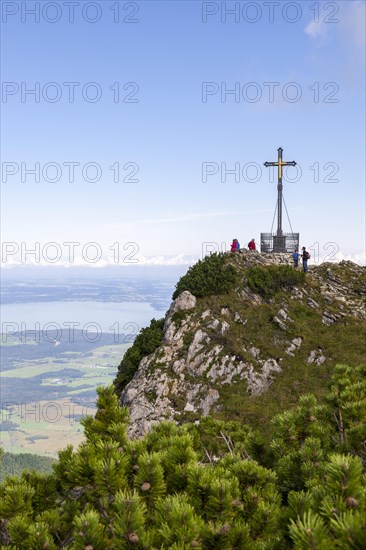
207, 319, 220, 330
322, 310, 341, 326
199, 389, 220, 415
164, 291, 196, 344
249, 346, 260, 359
244, 359, 282, 396
286, 337, 302, 356
221, 321, 230, 335
307, 349, 326, 365
169, 290, 197, 314
234, 312, 247, 324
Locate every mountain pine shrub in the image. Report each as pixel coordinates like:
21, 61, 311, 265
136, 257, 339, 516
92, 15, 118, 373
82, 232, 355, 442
114, 318, 164, 396
246, 264, 305, 299
0, 366, 365, 549
173, 253, 238, 299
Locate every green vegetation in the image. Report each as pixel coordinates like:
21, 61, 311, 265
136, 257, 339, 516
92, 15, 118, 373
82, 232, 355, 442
215, 301, 365, 441
114, 319, 165, 396
1, 343, 128, 455
0, 366, 365, 549
173, 253, 238, 299
0, 452, 54, 483
246, 264, 305, 299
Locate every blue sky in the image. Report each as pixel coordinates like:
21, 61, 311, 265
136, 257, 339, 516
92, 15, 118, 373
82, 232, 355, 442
1, 0, 365, 275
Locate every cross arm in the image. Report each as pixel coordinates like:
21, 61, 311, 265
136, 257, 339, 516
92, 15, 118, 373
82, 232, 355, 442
283, 161, 297, 167
264, 162, 277, 167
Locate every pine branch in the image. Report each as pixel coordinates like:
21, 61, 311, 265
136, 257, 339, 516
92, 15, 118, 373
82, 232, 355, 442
218, 431, 234, 455
203, 447, 215, 464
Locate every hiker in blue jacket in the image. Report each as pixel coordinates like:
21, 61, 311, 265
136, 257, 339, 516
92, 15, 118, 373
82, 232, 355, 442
292, 249, 300, 268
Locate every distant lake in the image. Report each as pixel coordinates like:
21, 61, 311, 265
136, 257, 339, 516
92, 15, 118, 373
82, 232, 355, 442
1, 300, 167, 336
1, 278, 173, 340
1, 278, 175, 308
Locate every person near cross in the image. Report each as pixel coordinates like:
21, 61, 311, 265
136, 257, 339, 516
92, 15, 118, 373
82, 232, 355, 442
301, 247, 310, 272
248, 239, 256, 251
292, 249, 300, 268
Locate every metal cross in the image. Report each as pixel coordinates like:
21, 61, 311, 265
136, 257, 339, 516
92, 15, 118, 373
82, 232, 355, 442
264, 147, 297, 235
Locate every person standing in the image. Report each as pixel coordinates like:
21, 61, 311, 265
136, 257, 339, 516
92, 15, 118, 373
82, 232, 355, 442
248, 239, 256, 251
292, 249, 299, 268
301, 247, 310, 272
231, 239, 240, 252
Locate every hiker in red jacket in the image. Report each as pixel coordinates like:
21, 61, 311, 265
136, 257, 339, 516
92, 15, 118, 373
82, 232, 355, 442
231, 239, 240, 252
248, 239, 256, 251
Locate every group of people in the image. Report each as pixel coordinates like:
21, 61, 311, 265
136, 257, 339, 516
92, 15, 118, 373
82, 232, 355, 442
293, 247, 311, 273
230, 238, 310, 273
230, 238, 256, 252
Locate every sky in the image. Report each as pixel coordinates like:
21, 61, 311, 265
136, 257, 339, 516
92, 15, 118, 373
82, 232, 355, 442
1, 0, 365, 277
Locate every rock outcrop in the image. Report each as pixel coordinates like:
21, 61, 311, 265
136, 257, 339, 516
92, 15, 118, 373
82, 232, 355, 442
119, 252, 365, 438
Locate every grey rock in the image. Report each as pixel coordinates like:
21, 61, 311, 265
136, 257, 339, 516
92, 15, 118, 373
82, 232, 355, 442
292, 337, 302, 348
164, 291, 196, 343
322, 310, 341, 326
169, 290, 197, 313
199, 389, 220, 415
207, 319, 220, 330
307, 298, 320, 309
286, 337, 302, 356
240, 288, 263, 304
273, 316, 288, 331
244, 358, 282, 396
234, 312, 247, 324
316, 354, 326, 365
249, 346, 260, 359
221, 321, 230, 335
273, 307, 294, 330
207, 356, 246, 384
278, 308, 288, 320
307, 349, 326, 365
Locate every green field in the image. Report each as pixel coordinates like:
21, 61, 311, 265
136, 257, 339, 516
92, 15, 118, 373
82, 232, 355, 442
0, 343, 130, 456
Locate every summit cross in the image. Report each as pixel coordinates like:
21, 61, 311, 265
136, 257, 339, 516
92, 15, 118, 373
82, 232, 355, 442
264, 147, 297, 236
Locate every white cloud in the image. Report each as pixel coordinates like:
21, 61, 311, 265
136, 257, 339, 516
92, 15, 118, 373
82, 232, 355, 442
305, 0, 366, 53
313, 250, 365, 266
137, 254, 197, 266
0, 254, 198, 269
2, 249, 364, 269
334, 250, 366, 266
305, 19, 327, 39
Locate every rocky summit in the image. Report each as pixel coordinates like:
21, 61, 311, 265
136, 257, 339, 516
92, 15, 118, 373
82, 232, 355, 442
116, 251, 365, 438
